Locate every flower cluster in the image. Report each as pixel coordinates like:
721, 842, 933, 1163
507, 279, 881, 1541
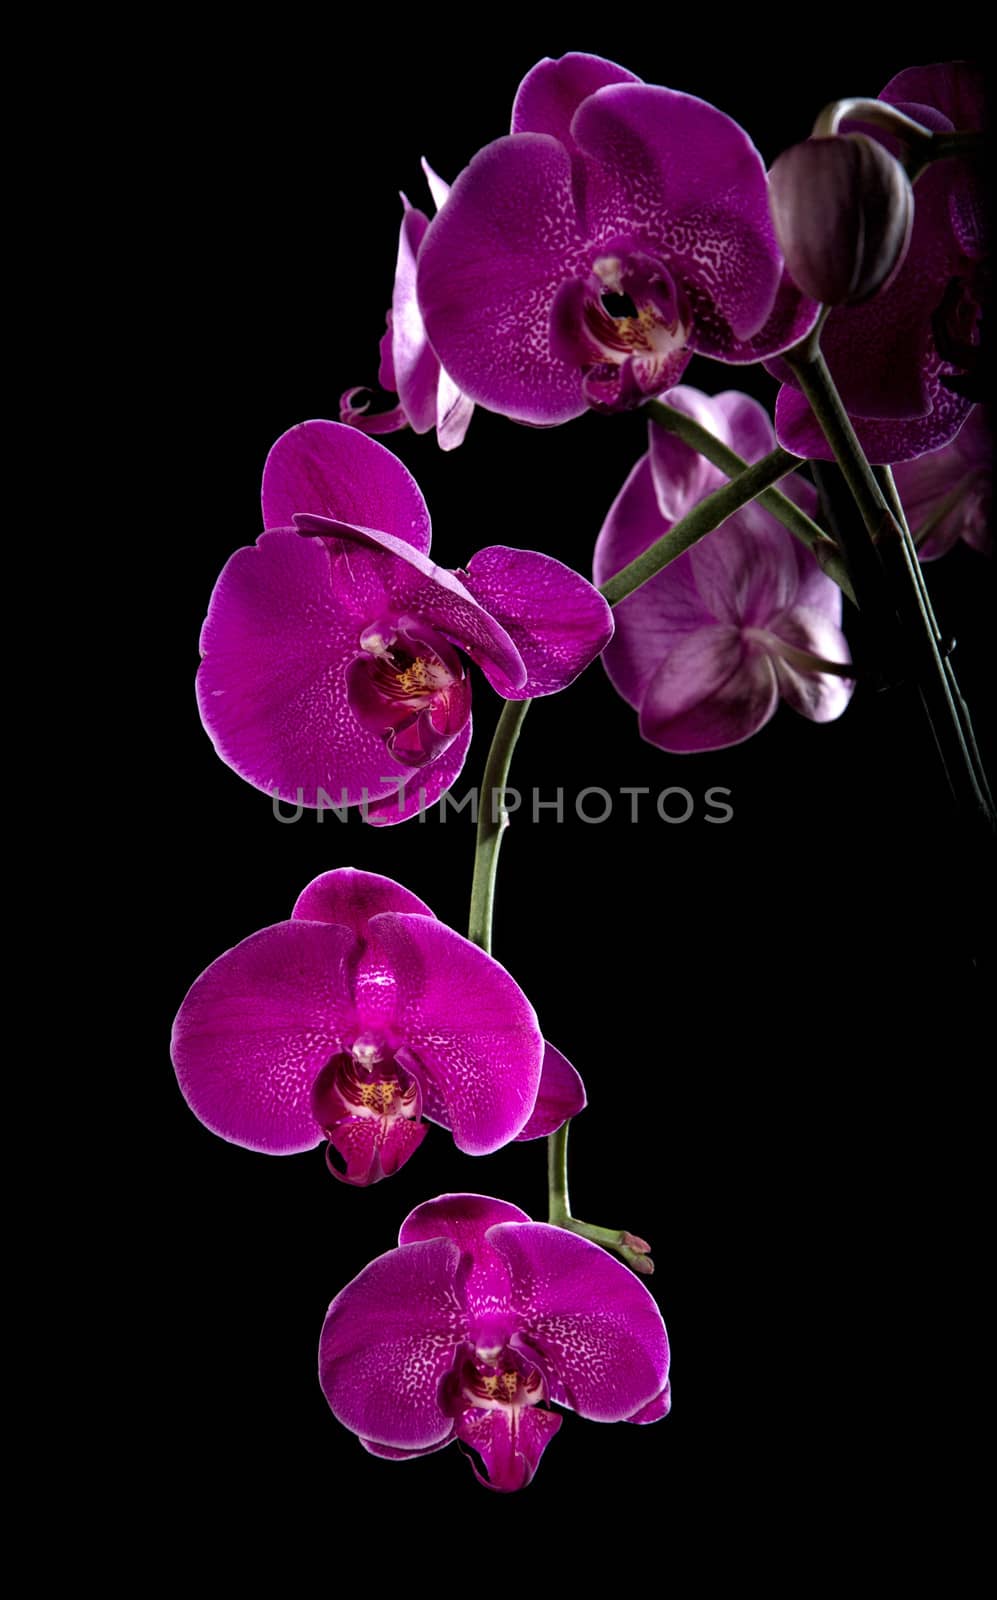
176, 48, 988, 1500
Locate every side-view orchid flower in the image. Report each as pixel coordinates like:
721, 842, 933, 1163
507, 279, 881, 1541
340, 160, 474, 451
320, 1193, 670, 1491
197, 421, 613, 822
892, 405, 991, 560
171, 869, 584, 1186
774, 62, 986, 464
595, 387, 855, 750
417, 52, 815, 425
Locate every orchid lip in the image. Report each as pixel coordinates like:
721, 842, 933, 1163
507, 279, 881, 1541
347, 614, 471, 768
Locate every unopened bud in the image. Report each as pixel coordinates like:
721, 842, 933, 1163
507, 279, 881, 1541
769, 134, 914, 305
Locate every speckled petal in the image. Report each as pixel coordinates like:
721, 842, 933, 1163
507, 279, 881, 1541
291, 868, 435, 931
171, 921, 356, 1153
515, 1043, 587, 1140
488, 1223, 670, 1420
461, 545, 613, 697
197, 529, 410, 808
364, 718, 474, 826
364, 914, 543, 1153
573, 84, 781, 344
703, 269, 821, 363
418, 133, 589, 425
319, 1238, 463, 1449
511, 52, 640, 145
360, 1432, 454, 1461
775, 372, 973, 464
640, 626, 779, 752
261, 420, 432, 553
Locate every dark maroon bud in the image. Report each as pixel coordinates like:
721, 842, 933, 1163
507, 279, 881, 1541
769, 133, 914, 305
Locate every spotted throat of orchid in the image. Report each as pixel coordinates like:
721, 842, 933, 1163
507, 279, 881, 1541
197, 420, 613, 822
320, 1194, 671, 1491
171, 869, 585, 1186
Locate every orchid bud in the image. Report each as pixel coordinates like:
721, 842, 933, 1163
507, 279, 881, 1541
769, 133, 914, 305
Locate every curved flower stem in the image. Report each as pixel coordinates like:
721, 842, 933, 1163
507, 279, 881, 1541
809, 97, 984, 180
467, 698, 532, 954
548, 1120, 654, 1275
783, 339, 994, 832
645, 399, 855, 601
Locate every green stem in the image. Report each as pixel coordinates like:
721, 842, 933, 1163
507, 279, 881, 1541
467, 697, 532, 955
783, 342, 993, 830
646, 399, 855, 602
547, 1120, 654, 1274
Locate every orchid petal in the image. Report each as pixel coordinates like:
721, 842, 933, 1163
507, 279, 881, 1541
627, 1381, 672, 1424
197, 529, 412, 808
419, 133, 589, 424
775, 373, 973, 464
572, 83, 781, 343
364, 914, 543, 1153
291, 868, 435, 932
768, 607, 855, 723
171, 921, 356, 1153
515, 1043, 587, 1140
595, 459, 708, 710
400, 1193, 528, 1312
511, 52, 640, 146
640, 626, 779, 752
261, 420, 432, 553
388, 201, 439, 435
319, 1238, 463, 1450
462, 545, 613, 697
489, 1224, 670, 1421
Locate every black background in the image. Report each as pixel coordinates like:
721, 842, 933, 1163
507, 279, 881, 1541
152, 25, 991, 1576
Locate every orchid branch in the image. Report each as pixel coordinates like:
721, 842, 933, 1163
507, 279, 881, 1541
782, 337, 995, 833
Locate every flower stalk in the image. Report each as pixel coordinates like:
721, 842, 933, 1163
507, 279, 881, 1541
782, 337, 994, 833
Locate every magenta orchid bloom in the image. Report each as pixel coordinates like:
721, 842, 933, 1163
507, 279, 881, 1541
320, 1193, 670, 1492
197, 421, 612, 823
171, 869, 583, 1186
775, 63, 986, 464
340, 160, 474, 451
416, 52, 814, 426
893, 405, 992, 560
595, 387, 854, 751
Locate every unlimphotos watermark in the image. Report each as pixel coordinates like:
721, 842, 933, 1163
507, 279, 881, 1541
271, 784, 734, 824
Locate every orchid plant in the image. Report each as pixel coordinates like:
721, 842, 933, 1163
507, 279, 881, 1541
173, 48, 990, 1503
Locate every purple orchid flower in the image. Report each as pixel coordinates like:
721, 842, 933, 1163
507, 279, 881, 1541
196, 420, 612, 823
775, 62, 986, 465
893, 405, 992, 560
416, 52, 815, 426
171, 869, 584, 1186
340, 160, 474, 451
594, 387, 854, 751
319, 1192, 670, 1491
